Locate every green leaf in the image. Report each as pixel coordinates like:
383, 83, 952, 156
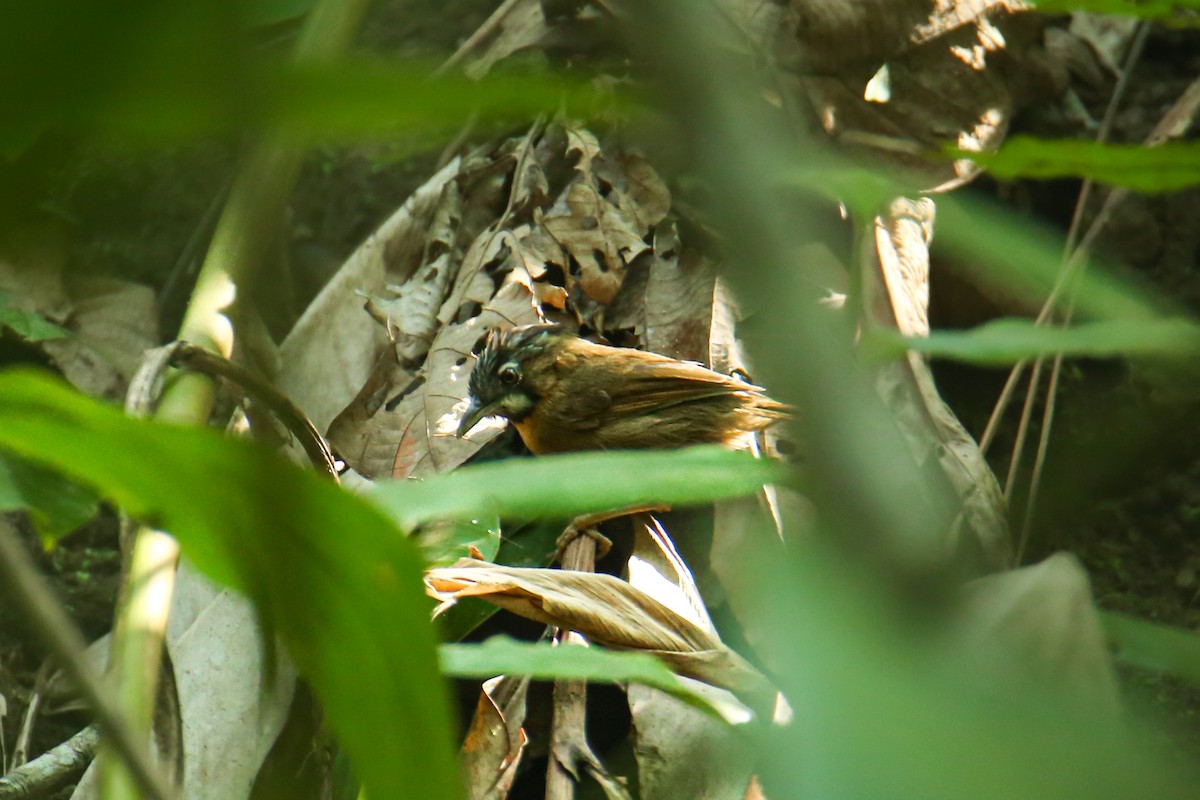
417, 514, 502, 566
244, 0, 315, 28
440, 637, 734, 720
864, 318, 1200, 365
1102, 611, 1200, 686
748, 543, 1195, 800
0, 368, 460, 800
1, 0, 617, 153
0, 450, 99, 542
369, 447, 788, 531
784, 161, 1175, 326
0, 293, 69, 342
434, 519, 561, 642
973, 138, 1200, 193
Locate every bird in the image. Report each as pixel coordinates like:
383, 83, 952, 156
456, 323, 789, 454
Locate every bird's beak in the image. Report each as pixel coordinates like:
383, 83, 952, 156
456, 399, 500, 438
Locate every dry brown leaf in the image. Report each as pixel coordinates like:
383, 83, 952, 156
461, 675, 530, 800
451, 0, 551, 81
68, 561, 294, 800
40, 276, 159, 400
870, 197, 1011, 569
365, 183, 465, 364
625, 518, 758, 799
600, 153, 672, 231
775, 0, 1044, 189
644, 227, 718, 363
0, 238, 159, 400
327, 348, 418, 479
279, 157, 463, 433
426, 559, 775, 705
543, 181, 649, 305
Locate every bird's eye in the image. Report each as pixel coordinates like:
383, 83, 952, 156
498, 363, 521, 386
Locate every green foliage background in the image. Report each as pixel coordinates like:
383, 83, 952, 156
3, 0, 1200, 798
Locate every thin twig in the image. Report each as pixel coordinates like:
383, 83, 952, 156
434, 0, 523, 78
169, 343, 339, 477
984, 23, 1149, 562
0, 726, 99, 800
0, 519, 177, 800
1002, 358, 1044, 503
981, 22, 1152, 465
1012, 21, 1152, 561
545, 529, 597, 800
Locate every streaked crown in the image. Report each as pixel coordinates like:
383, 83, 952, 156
467, 323, 565, 413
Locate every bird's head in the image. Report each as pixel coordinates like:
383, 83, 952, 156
456, 323, 567, 437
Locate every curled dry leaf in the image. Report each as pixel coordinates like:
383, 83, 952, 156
869, 196, 1011, 570
643, 226, 717, 363
460, 674, 530, 800
279, 157, 464, 434
425, 559, 775, 708
770, 0, 1047, 189
447, 0, 552, 81
542, 181, 648, 304
0, 246, 158, 400
365, 183, 465, 364
626, 517, 759, 800
327, 122, 675, 478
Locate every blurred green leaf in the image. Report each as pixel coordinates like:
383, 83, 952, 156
973, 138, 1200, 192
0, 450, 98, 541
865, 318, 1200, 365
0, 368, 460, 800
934, 192, 1173, 324
750, 543, 1196, 800
0, 292, 69, 342
418, 514, 502, 566
4, 21, 612, 151
434, 519, 561, 642
1102, 611, 1200, 686
369, 447, 788, 531
245, 0, 315, 28
785, 160, 1175, 326
440, 637, 731, 720
1030, 0, 1200, 22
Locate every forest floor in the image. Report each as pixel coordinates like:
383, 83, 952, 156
2, 1, 1200, 790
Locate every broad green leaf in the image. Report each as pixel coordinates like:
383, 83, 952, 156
435, 519, 562, 642
0, 293, 69, 342
244, 0, 315, 28
974, 138, 1200, 193
785, 161, 1175, 326
0, 369, 460, 800
1102, 611, 1200, 686
1031, 0, 1200, 22
747, 542, 1195, 800
1, 0, 615, 153
440, 637, 734, 720
865, 318, 1200, 365
0, 450, 99, 542
369, 447, 788, 531
417, 514, 502, 566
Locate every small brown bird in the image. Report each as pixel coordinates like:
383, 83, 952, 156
456, 323, 789, 454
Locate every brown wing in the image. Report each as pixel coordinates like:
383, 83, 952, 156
527, 338, 787, 451
603, 357, 759, 416
553, 341, 782, 418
